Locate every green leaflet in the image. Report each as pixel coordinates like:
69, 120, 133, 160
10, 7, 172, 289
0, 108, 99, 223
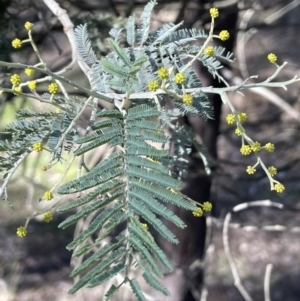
128, 221, 173, 271
132, 179, 196, 210
57, 180, 124, 211
129, 234, 163, 278
129, 198, 179, 243
126, 155, 169, 174
108, 38, 131, 67
91, 118, 122, 130
129, 187, 186, 228
96, 109, 122, 118
105, 284, 119, 301
130, 279, 147, 301
127, 165, 181, 188
126, 15, 136, 46
67, 202, 125, 250
75, 130, 123, 156
70, 236, 126, 277
143, 271, 170, 296
89, 263, 126, 288
58, 191, 124, 229
69, 247, 125, 293
127, 103, 159, 121
74, 24, 97, 65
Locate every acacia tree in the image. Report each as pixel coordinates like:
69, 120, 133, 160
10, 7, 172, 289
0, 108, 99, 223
0, 0, 298, 300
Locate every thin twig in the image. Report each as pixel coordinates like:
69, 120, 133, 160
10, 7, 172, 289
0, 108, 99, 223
0, 150, 31, 199
223, 212, 254, 301
264, 264, 273, 301
42, 0, 90, 75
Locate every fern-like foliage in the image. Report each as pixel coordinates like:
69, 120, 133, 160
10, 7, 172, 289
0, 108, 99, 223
57, 103, 196, 297
0, 0, 220, 298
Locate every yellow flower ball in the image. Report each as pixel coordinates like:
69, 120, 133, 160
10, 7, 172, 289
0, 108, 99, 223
267, 53, 277, 64
25, 68, 35, 76
203, 201, 212, 212
240, 145, 252, 155
264, 142, 275, 152
274, 183, 285, 193
48, 83, 59, 94
205, 46, 215, 56
192, 207, 203, 217
246, 166, 256, 174
147, 80, 159, 91
43, 212, 53, 223
219, 30, 230, 41
12, 38, 22, 49
13, 86, 22, 94
182, 94, 193, 106
235, 128, 242, 136
226, 113, 235, 124
251, 141, 261, 152
44, 191, 54, 201
238, 112, 247, 122
157, 67, 169, 80
28, 81, 37, 90
141, 223, 149, 230
24, 21, 33, 31
268, 166, 277, 177
10, 74, 21, 85
174, 72, 185, 84
32, 142, 43, 152
16, 226, 27, 237
210, 7, 219, 18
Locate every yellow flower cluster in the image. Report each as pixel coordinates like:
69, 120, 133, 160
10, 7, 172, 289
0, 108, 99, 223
174, 72, 185, 84
240, 145, 252, 155
238, 112, 247, 122
16, 226, 27, 237
25, 68, 35, 76
28, 81, 37, 90
13, 86, 22, 94
43, 212, 53, 223
182, 94, 193, 106
192, 207, 203, 217
251, 141, 261, 152
205, 46, 215, 56
10, 74, 21, 85
141, 223, 149, 230
264, 142, 275, 152
44, 191, 54, 201
274, 183, 284, 193
210, 7, 219, 18
235, 128, 242, 136
268, 166, 277, 177
246, 166, 256, 175
157, 67, 169, 80
55, 108, 61, 114
48, 83, 59, 94
226, 113, 235, 124
219, 30, 230, 41
267, 53, 277, 64
24, 21, 33, 31
12, 38, 22, 49
202, 201, 212, 212
148, 80, 159, 92
32, 142, 43, 152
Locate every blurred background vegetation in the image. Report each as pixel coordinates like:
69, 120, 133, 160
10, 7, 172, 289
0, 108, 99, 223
0, 0, 300, 300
